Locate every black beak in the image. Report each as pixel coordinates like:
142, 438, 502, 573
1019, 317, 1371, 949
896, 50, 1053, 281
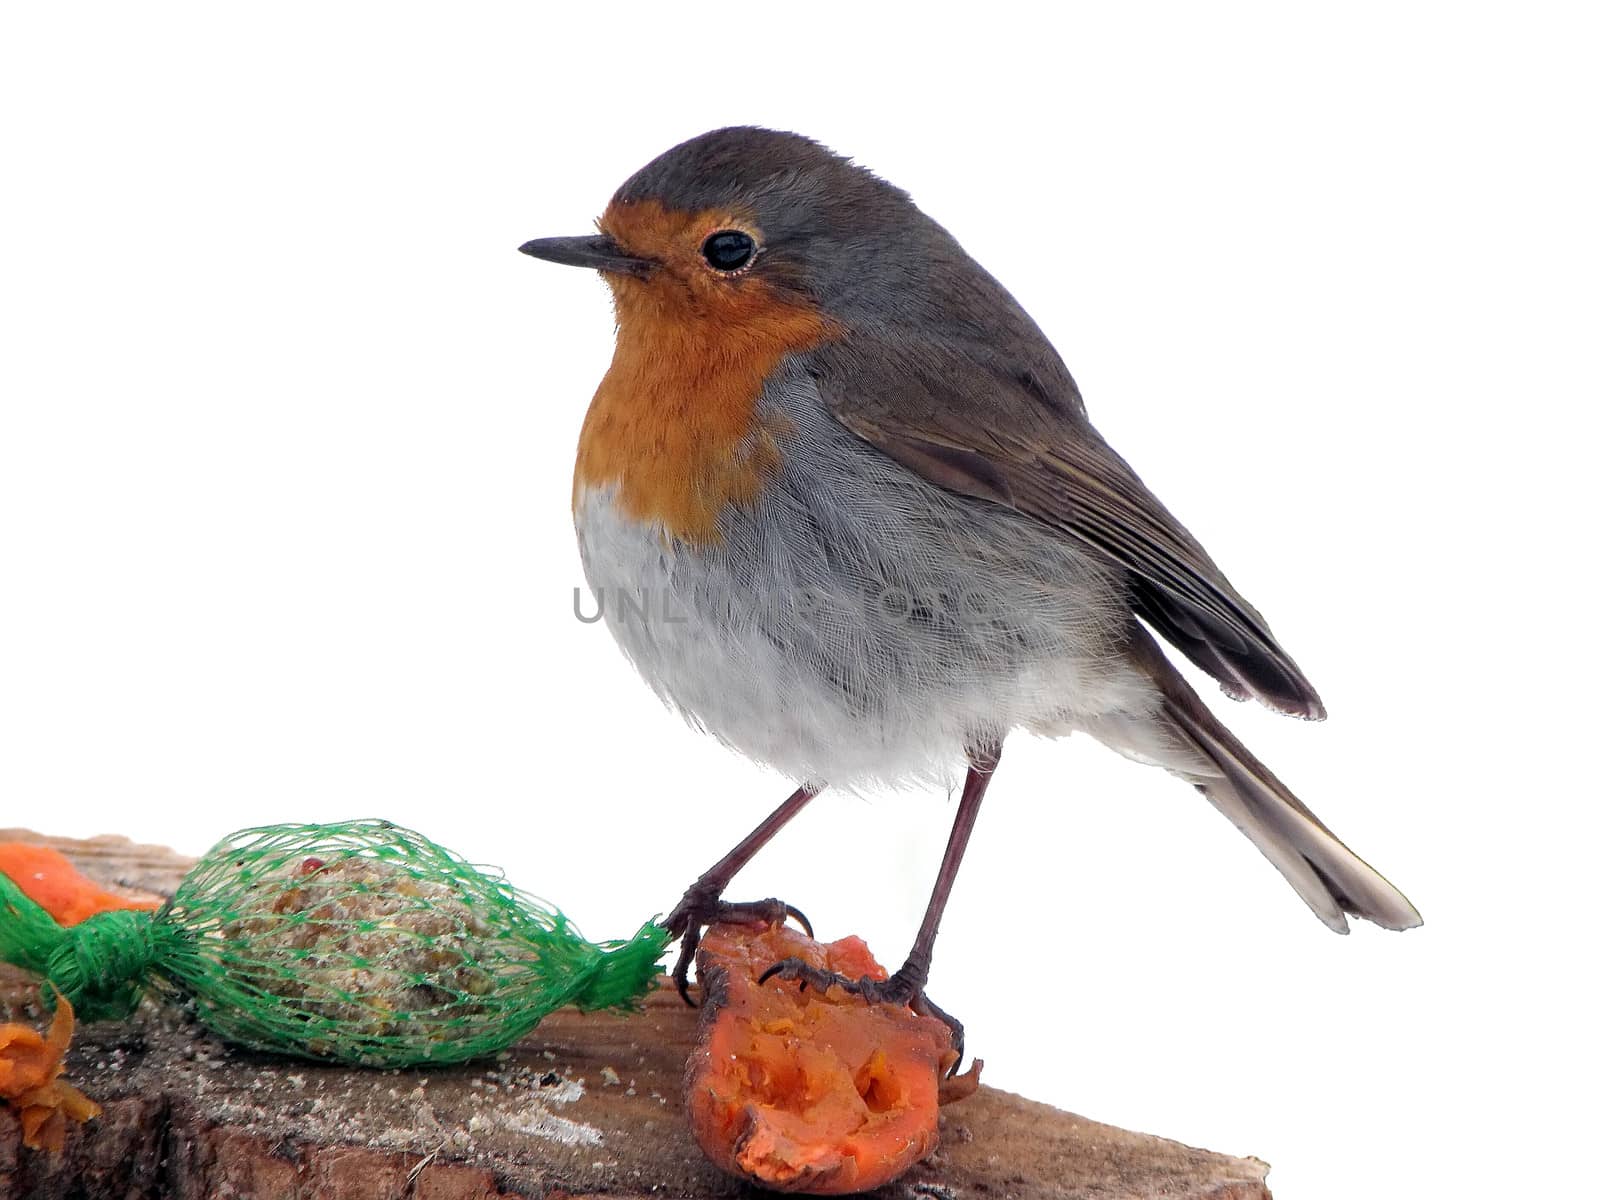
517, 234, 653, 279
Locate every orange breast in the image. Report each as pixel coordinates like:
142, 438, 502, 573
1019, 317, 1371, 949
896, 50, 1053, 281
573, 200, 838, 544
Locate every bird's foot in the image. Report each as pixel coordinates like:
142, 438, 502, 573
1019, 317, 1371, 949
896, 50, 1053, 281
663, 881, 811, 1006
757, 958, 966, 1075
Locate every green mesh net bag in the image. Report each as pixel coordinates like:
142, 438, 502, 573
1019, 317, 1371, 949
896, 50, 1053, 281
0, 820, 667, 1067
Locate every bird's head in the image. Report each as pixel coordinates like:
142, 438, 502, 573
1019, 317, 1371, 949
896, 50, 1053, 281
520, 127, 938, 334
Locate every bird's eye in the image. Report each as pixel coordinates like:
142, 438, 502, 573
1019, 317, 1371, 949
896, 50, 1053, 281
701, 230, 756, 272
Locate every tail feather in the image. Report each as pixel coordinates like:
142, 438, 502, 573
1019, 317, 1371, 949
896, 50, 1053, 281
1126, 630, 1422, 933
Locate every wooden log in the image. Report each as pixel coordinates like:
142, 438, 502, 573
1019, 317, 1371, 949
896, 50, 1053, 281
0, 830, 1271, 1199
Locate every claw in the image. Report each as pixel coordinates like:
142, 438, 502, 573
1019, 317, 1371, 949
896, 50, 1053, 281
785, 902, 814, 938
753, 958, 812, 992
912, 992, 966, 1077
672, 923, 704, 1007
664, 890, 811, 1006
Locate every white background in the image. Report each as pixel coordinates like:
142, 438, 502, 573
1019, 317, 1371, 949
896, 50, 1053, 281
2, 5, 1594, 1197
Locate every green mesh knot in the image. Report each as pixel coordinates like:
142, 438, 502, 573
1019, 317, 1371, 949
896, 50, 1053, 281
570, 921, 672, 1012
47, 909, 161, 1021
0, 869, 159, 1021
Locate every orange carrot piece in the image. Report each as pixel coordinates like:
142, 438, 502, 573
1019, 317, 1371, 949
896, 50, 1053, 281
0, 843, 159, 927
0, 994, 101, 1152
686, 923, 962, 1195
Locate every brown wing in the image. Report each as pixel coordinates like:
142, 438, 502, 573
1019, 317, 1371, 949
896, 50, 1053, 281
809, 336, 1326, 720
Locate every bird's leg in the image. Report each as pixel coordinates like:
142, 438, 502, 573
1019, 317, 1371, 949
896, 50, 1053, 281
664, 783, 821, 1005
759, 743, 1002, 1068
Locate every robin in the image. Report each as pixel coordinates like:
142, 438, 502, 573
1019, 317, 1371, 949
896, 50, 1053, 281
520, 126, 1420, 1048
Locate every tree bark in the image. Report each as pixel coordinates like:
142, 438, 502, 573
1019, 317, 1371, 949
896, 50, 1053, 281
0, 830, 1270, 1200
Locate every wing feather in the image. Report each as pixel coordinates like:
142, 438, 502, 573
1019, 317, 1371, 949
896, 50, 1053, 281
813, 338, 1325, 719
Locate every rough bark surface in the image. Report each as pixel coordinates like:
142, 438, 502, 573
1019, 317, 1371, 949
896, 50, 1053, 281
0, 830, 1271, 1199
